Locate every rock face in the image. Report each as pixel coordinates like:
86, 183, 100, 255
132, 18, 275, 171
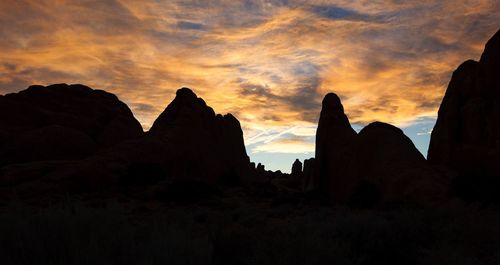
148, 87, 251, 184
291, 159, 303, 176
352, 122, 444, 206
0, 84, 143, 166
314, 93, 357, 201
302, 158, 315, 191
428, 29, 500, 202
428, 29, 500, 178
0, 86, 252, 198
314, 94, 444, 205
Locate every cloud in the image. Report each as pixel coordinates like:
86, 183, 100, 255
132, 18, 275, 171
252, 138, 315, 154
177, 21, 205, 30
0, 0, 498, 162
310, 5, 383, 22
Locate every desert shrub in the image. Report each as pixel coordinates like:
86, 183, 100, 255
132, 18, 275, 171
1, 198, 500, 265
0, 199, 212, 265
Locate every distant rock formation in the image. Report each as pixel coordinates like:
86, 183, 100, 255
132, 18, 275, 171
256, 163, 265, 174
302, 158, 315, 191
287, 158, 303, 188
291, 159, 302, 176
0, 84, 143, 166
313, 94, 445, 205
428, 29, 500, 202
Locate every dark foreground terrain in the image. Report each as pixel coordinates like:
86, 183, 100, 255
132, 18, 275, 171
2, 193, 500, 265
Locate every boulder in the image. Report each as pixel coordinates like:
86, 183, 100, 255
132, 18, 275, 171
0, 83, 143, 166
351, 122, 445, 206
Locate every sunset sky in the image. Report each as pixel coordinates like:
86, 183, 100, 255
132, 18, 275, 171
1, 0, 499, 172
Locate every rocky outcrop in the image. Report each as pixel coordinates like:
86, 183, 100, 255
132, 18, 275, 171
313, 94, 445, 205
291, 159, 302, 176
286, 159, 303, 188
302, 158, 315, 191
0, 84, 143, 166
0, 86, 252, 198
148, 87, 251, 184
428, 29, 500, 179
352, 122, 445, 206
314, 93, 357, 201
428, 29, 500, 203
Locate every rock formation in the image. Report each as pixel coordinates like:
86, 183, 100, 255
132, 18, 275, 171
314, 93, 357, 201
0, 84, 143, 166
302, 158, 315, 191
287, 158, 303, 188
148, 87, 251, 184
291, 159, 302, 176
352, 122, 444, 206
428, 29, 500, 202
314, 94, 445, 205
0, 86, 252, 198
428, 29, 500, 178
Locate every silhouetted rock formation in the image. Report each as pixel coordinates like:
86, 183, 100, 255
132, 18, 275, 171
286, 158, 303, 188
291, 159, 302, 176
313, 94, 445, 205
302, 158, 315, 191
428, 29, 500, 203
314, 93, 357, 201
0, 86, 252, 197
256, 163, 265, 174
148, 87, 251, 184
0, 84, 143, 166
352, 122, 444, 206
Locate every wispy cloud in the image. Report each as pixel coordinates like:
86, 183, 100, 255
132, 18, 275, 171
0, 0, 498, 161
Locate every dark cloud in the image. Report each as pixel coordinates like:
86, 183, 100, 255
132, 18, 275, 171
130, 102, 157, 113
239, 66, 322, 123
177, 21, 205, 30
310, 5, 388, 23
312, 5, 369, 20
0, 77, 31, 95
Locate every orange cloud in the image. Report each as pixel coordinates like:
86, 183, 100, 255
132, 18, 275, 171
0, 0, 498, 158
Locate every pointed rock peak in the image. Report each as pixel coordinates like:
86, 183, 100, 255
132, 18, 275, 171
480, 29, 500, 63
176, 87, 197, 99
149, 87, 218, 135
223, 113, 241, 126
223, 113, 236, 121
322, 92, 344, 114
170, 87, 210, 110
317, 92, 353, 129
291, 159, 303, 175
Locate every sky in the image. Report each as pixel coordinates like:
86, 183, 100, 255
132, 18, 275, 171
0, 0, 499, 172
